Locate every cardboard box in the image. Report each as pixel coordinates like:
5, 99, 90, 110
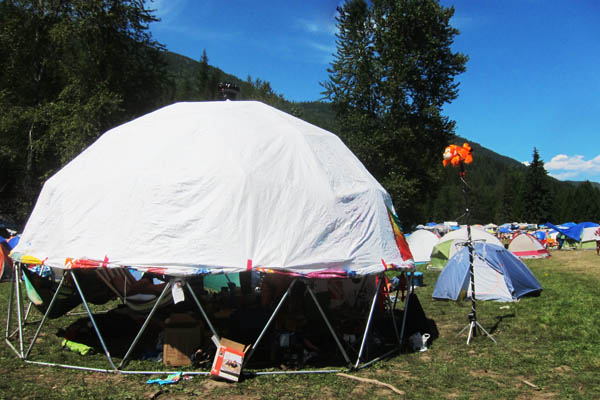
163, 314, 203, 366
210, 337, 250, 382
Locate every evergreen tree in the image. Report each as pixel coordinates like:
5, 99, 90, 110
323, 0, 467, 228
572, 181, 600, 221
523, 148, 553, 223
0, 0, 167, 225
495, 171, 524, 223
198, 49, 210, 100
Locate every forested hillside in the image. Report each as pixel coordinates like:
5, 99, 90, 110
1, 1, 598, 231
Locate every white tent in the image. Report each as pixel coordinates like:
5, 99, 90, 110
12, 101, 413, 277
508, 233, 550, 259
580, 226, 599, 250
406, 230, 439, 264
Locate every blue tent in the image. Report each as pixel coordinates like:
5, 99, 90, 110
545, 222, 599, 242
432, 242, 542, 302
534, 230, 546, 241
498, 226, 510, 234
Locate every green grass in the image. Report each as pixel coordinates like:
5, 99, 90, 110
1, 250, 599, 399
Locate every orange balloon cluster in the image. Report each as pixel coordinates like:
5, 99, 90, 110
442, 143, 473, 167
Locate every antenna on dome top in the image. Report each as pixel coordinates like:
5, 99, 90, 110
218, 82, 240, 101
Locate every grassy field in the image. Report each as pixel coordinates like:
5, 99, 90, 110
1, 250, 599, 399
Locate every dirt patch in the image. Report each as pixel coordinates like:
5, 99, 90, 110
552, 365, 573, 375
350, 384, 369, 397
516, 391, 558, 400
199, 377, 231, 390
83, 372, 127, 386
444, 390, 461, 399
468, 369, 504, 387
319, 386, 341, 399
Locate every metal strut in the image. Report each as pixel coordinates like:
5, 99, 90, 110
70, 270, 119, 371
24, 273, 68, 359
354, 274, 384, 369
118, 280, 174, 369
243, 278, 298, 367
306, 282, 352, 367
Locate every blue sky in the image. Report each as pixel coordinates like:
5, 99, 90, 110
149, 0, 600, 183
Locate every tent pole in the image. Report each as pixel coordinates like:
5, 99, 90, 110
5, 262, 16, 340
24, 273, 68, 359
70, 270, 118, 371
4, 263, 22, 358
305, 282, 352, 367
14, 262, 25, 357
251, 369, 343, 376
356, 348, 399, 370
243, 278, 297, 368
118, 280, 173, 369
185, 281, 220, 341
398, 271, 414, 350
354, 274, 384, 369
388, 274, 403, 348
22, 302, 33, 324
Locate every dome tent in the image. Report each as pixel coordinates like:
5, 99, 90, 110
8, 101, 415, 374
508, 233, 550, 259
430, 226, 502, 269
433, 242, 543, 302
12, 101, 413, 276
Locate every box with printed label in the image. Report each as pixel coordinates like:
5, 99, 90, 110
210, 338, 250, 382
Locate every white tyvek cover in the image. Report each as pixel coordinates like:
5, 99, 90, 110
13, 101, 411, 276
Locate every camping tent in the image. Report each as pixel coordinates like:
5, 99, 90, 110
0, 240, 13, 281
546, 222, 599, 250
8, 101, 415, 372
508, 233, 550, 259
430, 226, 502, 269
406, 230, 439, 265
484, 223, 498, 234
432, 242, 543, 302
11, 101, 413, 276
579, 226, 600, 250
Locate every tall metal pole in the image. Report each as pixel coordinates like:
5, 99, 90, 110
457, 165, 496, 345
462, 169, 478, 337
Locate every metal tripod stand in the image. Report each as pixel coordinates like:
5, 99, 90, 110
455, 166, 496, 345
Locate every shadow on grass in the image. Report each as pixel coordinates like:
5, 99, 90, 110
488, 312, 516, 334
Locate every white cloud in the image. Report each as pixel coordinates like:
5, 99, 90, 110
296, 18, 338, 36
521, 161, 530, 167
546, 154, 600, 173
548, 171, 578, 180
306, 40, 335, 54
543, 153, 600, 182
148, 0, 187, 23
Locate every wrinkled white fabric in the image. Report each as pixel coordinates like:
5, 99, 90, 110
13, 101, 412, 276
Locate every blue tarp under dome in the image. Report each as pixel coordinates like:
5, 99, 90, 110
432, 242, 543, 302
